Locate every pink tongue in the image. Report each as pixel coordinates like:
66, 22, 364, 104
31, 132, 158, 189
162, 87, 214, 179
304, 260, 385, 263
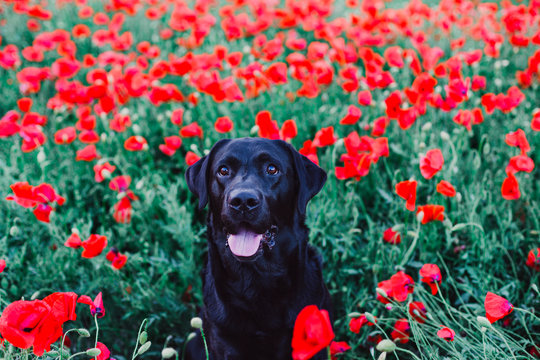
228, 229, 263, 257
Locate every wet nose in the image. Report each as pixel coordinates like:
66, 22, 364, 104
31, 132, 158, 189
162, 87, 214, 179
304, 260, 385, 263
228, 189, 261, 212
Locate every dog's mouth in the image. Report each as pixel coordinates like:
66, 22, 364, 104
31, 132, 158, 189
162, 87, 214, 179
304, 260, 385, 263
225, 225, 277, 260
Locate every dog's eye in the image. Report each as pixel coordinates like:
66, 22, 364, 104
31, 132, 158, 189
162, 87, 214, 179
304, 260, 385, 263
218, 166, 230, 176
266, 164, 279, 175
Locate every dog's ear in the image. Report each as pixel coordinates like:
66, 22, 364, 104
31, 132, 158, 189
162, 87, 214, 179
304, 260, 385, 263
287, 143, 327, 216
185, 139, 230, 210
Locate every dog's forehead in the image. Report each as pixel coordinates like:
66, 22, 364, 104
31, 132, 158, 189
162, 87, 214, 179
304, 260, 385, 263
211, 138, 291, 165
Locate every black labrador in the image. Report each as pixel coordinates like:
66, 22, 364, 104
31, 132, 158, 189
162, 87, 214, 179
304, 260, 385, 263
184, 137, 332, 360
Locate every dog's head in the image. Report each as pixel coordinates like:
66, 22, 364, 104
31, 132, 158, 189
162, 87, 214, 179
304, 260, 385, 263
186, 138, 326, 262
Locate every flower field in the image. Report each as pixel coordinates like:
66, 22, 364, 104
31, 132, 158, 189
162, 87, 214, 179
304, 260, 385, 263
0, 0, 539, 358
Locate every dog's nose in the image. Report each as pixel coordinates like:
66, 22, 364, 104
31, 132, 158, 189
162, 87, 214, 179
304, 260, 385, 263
228, 189, 261, 212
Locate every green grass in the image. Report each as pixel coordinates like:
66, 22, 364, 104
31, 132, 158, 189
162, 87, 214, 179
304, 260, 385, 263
0, 0, 539, 359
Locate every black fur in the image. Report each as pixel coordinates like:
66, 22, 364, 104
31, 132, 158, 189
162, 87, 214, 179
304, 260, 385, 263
184, 138, 331, 360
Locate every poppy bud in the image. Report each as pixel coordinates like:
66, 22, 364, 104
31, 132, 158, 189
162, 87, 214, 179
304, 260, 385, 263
440, 131, 450, 141
347, 312, 362, 318
46, 351, 59, 357
187, 332, 196, 341
477, 316, 492, 329
37, 149, 46, 163
31, 291, 40, 300
139, 330, 148, 344
77, 328, 91, 337
376, 287, 388, 299
191, 317, 203, 329
376, 339, 396, 352
416, 211, 424, 223
162, 348, 177, 359
377, 353, 387, 360
421, 122, 432, 132
136, 341, 151, 356
86, 348, 101, 357
364, 312, 377, 324
9, 226, 20, 236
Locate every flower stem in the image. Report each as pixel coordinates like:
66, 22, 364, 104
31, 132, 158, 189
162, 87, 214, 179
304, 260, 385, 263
94, 314, 100, 349
200, 327, 210, 360
327, 345, 331, 360
67, 352, 87, 360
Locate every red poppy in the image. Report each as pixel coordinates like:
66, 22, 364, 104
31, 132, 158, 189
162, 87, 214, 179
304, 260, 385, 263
416, 205, 444, 224
437, 326, 455, 341
256, 110, 280, 140
54, 127, 77, 144
76, 145, 100, 161
532, 111, 540, 132
80, 234, 108, 258
505, 129, 530, 154
383, 227, 401, 245
64, 233, 82, 248
501, 172, 520, 200
389, 271, 414, 302
340, 105, 362, 125
485, 292, 513, 323
280, 119, 298, 142
395, 180, 417, 211
93, 162, 116, 183
42, 292, 77, 324
0, 259, 5, 273
409, 301, 428, 323
95, 342, 111, 360
420, 264, 442, 295
391, 319, 410, 344
348, 314, 375, 333
17, 98, 32, 113
159, 136, 183, 156
113, 197, 133, 224
105, 247, 128, 270
436, 180, 456, 197
292, 305, 334, 360
78, 292, 105, 318
0, 300, 50, 350
124, 136, 148, 151
180, 122, 203, 138
215, 116, 233, 133
420, 149, 444, 179
109, 176, 131, 192
110, 114, 131, 132
312, 126, 336, 148
171, 108, 184, 126
5, 182, 40, 208
329, 341, 350, 360
186, 151, 201, 166
506, 155, 534, 175
526, 248, 540, 271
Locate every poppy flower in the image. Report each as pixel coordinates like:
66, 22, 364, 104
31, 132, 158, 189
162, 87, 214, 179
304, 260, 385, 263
5, 182, 40, 208
416, 205, 445, 224
76, 145, 100, 161
420, 149, 444, 179
124, 136, 148, 151
113, 197, 133, 224
532, 111, 540, 131
330, 341, 350, 360
501, 172, 520, 200
526, 248, 540, 271
80, 234, 108, 258
391, 319, 410, 344
42, 292, 77, 324
340, 105, 362, 125
436, 180, 456, 197
505, 129, 530, 154
79, 130, 100, 144
383, 227, 401, 245
0, 299, 51, 350
0, 259, 5, 273
280, 119, 298, 142
186, 151, 201, 166
180, 122, 203, 138
17, 98, 32, 113
110, 114, 131, 132
105, 247, 128, 270
485, 292, 513, 324
420, 264, 442, 295
64, 232, 82, 248
389, 271, 414, 302
395, 180, 417, 211
93, 162, 116, 183
109, 176, 131, 193
506, 155, 534, 175
215, 116, 233, 133
170, 108, 184, 126
357, 90, 372, 106
54, 127, 76, 144
348, 314, 375, 333
409, 301, 428, 323
95, 342, 111, 360
256, 110, 280, 140
159, 136, 183, 156
437, 326, 455, 341
312, 126, 337, 148
78, 292, 105, 318
292, 305, 334, 360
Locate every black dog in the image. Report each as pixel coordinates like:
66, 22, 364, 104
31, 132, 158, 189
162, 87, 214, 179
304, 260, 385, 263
184, 138, 332, 360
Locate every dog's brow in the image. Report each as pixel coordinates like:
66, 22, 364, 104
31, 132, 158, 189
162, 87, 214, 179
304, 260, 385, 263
218, 155, 241, 167
254, 152, 278, 164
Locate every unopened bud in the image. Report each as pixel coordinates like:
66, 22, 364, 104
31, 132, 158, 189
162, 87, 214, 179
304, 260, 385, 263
77, 328, 91, 337
161, 348, 177, 359
191, 317, 203, 329
440, 131, 450, 141
347, 312, 363, 318
376, 287, 388, 298
139, 330, 148, 345
364, 312, 377, 324
416, 211, 424, 223
86, 348, 101, 357
9, 226, 20, 236
136, 341, 151, 356
187, 332, 196, 342
37, 150, 46, 163
377, 352, 387, 360
376, 339, 396, 352
477, 316, 492, 329
31, 291, 40, 300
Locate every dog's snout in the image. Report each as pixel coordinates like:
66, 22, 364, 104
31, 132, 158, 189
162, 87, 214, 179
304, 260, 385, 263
228, 189, 261, 212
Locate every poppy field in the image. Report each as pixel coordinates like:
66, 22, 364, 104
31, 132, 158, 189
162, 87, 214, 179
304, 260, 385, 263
0, 0, 539, 358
